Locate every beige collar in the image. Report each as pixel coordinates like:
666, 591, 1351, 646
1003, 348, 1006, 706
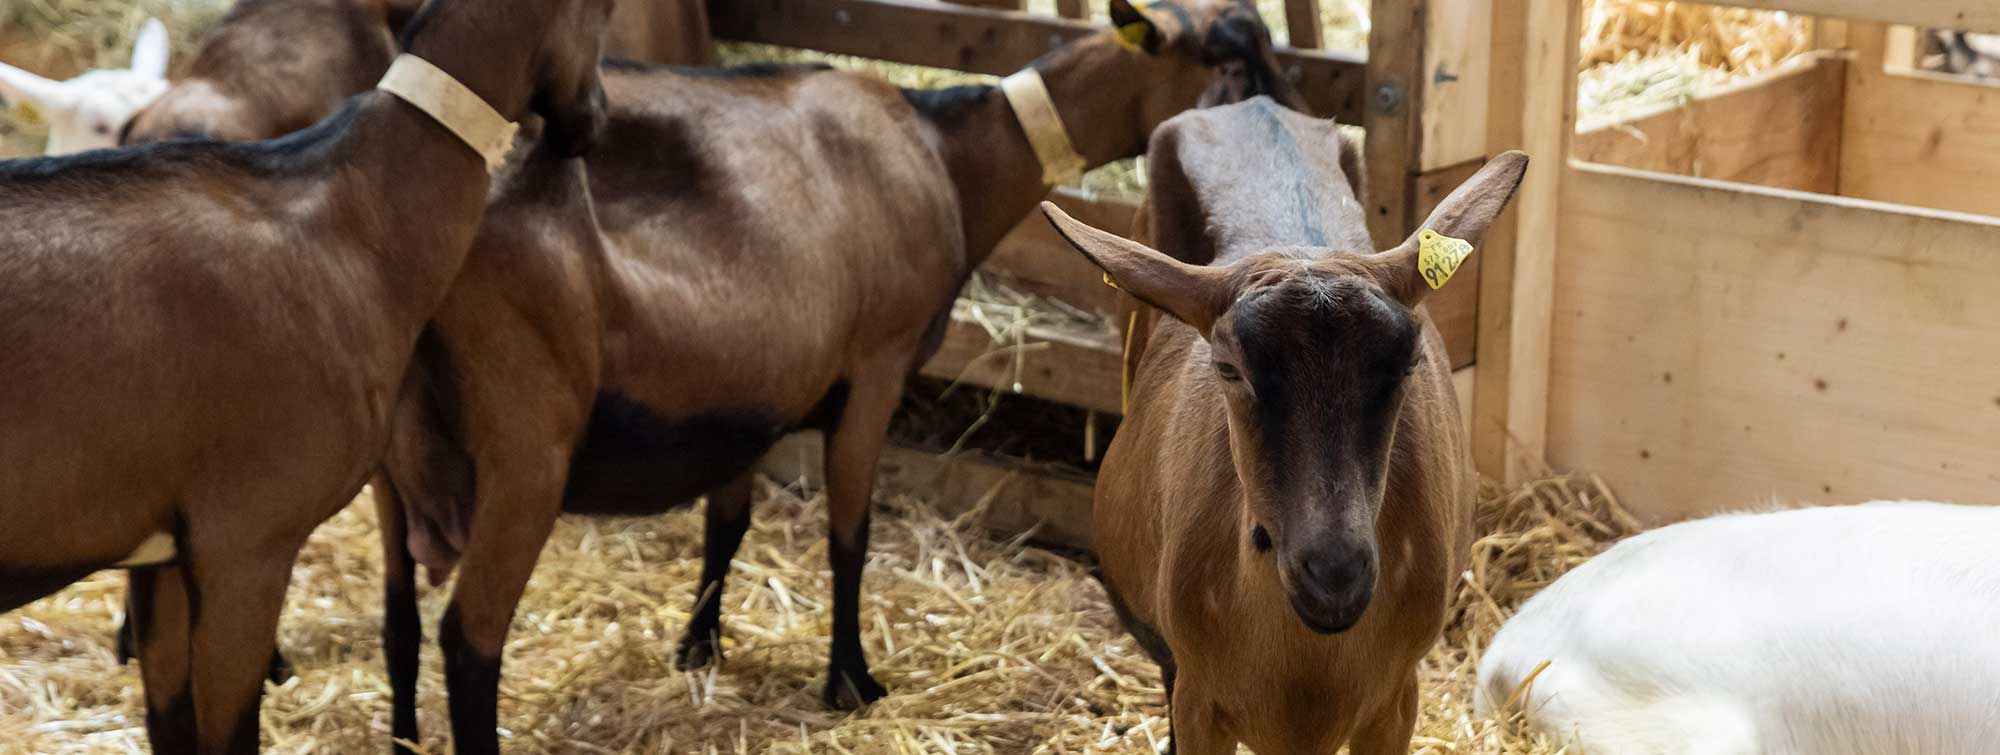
375, 54, 519, 174
1000, 69, 1089, 186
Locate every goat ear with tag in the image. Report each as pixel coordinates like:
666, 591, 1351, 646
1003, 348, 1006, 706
1109, 0, 1173, 54
1368, 151, 1529, 307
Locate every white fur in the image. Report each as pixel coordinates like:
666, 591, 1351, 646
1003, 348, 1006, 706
1476, 501, 2000, 755
0, 18, 170, 155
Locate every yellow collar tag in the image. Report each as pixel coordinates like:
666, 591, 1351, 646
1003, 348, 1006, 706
1000, 69, 1089, 186
1416, 229, 1474, 290
375, 54, 519, 175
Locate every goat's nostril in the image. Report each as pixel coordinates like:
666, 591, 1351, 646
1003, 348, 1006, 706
1251, 525, 1272, 552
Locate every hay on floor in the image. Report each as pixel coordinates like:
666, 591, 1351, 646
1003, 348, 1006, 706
0, 466, 1634, 754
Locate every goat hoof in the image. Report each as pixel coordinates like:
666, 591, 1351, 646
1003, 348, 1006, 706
266, 651, 294, 684
822, 667, 888, 710
674, 635, 722, 671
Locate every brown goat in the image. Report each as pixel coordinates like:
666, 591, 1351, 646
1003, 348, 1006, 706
121, 0, 417, 144
0, 0, 612, 751
1042, 99, 1526, 754
372, 0, 1298, 748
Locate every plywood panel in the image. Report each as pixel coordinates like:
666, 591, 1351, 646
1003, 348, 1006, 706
1548, 164, 2000, 522
1574, 53, 1847, 193
1838, 68, 2000, 217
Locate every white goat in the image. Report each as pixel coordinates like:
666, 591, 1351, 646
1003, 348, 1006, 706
0, 18, 169, 154
1477, 500, 2000, 755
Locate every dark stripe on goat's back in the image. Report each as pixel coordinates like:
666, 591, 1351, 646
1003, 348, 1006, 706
901, 84, 996, 120
602, 58, 835, 78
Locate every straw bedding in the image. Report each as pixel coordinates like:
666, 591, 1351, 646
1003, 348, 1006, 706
0, 466, 1632, 754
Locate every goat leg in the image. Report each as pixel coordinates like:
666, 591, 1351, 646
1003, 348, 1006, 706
1167, 675, 1237, 755
131, 564, 197, 753
185, 540, 297, 755
819, 367, 904, 710
375, 478, 425, 754
675, 473, 755, 671
439, 447, 570, 755
121, 583, 293, 686
1346, 675, 1420, 755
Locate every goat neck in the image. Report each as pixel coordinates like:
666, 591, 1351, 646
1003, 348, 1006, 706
933, 34, 1170, 262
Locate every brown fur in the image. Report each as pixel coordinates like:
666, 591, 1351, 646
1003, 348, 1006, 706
0, 0, 613, 751
371, 0, 1302, 743
122, 0, 416, 144
1043, 100, 1527, 754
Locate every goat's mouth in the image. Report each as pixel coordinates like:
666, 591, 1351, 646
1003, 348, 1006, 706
1286, 587, 1368, 634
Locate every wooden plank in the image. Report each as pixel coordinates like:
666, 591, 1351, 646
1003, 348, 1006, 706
1573, 53, 1847, 193
1838, 45, 2000, 216
1415, 159, 1484, 370
1418, 0, 1492, 170
944, 0, 1024, 9
1364, 0, 1424, 248
707, 0, 1367, 123
1472, 0, 1577, 484
1056, 0, 1087, 19
759, 433, 1096, 549
1284, 0, 1325, 49
1547, 163, 2000, 522
980, 189, 1133, 314
1698, 0, 2000, 37
1470, 0, 1526, 478
918, 299, 1124, 415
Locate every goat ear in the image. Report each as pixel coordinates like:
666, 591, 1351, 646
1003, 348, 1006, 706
1370, 150, 1529, 307
0, 63, 70, 112
130, 18, 170, 80
1040, 201, 1234, 335
1108, 0, 1174, 54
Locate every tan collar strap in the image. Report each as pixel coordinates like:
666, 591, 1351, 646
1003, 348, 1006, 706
1000, 69, 1089, 186
375, 55, 518, 175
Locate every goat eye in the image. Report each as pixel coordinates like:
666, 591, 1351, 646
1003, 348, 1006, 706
1214, 362, 1243, 382
93, 124, 111, 136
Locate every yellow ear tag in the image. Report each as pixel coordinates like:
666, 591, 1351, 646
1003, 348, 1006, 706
1116, 22, 1150, 52
1103, 272, 1121, 289
1417, 229, 1474, 290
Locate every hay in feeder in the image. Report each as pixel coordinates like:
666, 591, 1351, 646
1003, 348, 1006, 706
1576, 0, 1812, 128
0, 465, 1633, 754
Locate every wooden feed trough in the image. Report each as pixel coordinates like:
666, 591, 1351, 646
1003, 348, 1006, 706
1481, 0, 2000, 522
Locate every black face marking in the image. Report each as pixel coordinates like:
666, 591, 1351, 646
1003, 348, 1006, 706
561, 392, 788, 516
1233, 281, 1419, 494
1251, 524, 1273, 552
1200, 10, 1283, 96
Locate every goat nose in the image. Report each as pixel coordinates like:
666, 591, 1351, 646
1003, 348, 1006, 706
1301, 549, 1362, 590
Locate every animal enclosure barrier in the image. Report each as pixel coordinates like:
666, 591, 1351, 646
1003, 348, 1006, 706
1478, 0, 2000, 521
713, 0, 1501, 543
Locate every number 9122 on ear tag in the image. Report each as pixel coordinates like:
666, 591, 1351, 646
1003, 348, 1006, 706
1416, 229, 1474, 290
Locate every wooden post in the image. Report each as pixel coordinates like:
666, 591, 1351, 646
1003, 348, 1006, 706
1285, 0, 1324, 49
1363, 0, 1423, 249
1471, 0, 1578, 482
1056, 0, 1088, 19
